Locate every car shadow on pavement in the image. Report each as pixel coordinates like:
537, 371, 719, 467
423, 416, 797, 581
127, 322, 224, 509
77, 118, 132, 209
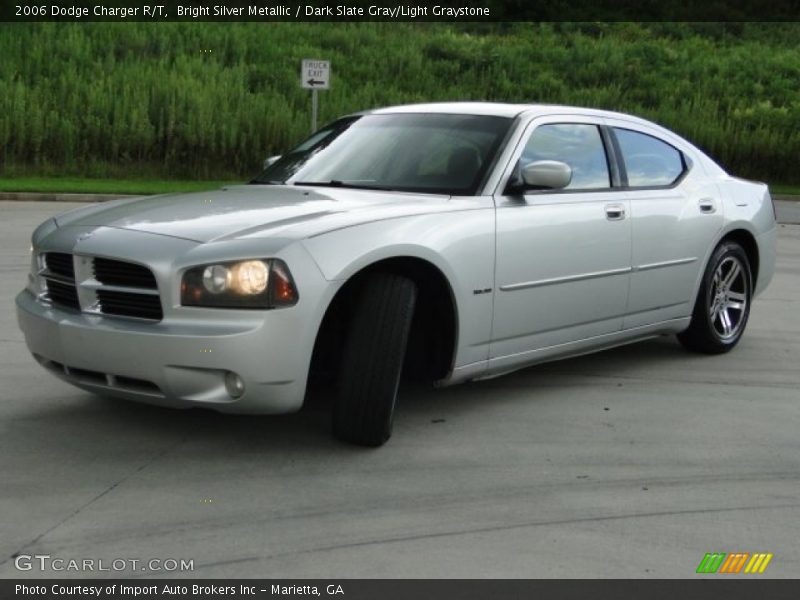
16, 334, 697, 455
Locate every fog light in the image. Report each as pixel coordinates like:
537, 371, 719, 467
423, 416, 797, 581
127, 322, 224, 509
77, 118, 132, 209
225, 372, 245, 398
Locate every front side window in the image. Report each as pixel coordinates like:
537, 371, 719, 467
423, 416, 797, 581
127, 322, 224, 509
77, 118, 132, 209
252, 117, 360, 184
521, 123, 611, 190
613, 128, 685, 187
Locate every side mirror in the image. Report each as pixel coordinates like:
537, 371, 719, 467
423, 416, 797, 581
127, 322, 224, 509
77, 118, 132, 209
520, 160, 572, 190
263, 155, 281, 169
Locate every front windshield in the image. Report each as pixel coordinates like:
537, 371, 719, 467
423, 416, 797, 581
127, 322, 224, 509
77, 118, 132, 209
251, 113, 513, 195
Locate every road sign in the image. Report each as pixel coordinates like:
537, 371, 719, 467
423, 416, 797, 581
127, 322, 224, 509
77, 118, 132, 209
301, 59, 330, 132
301, 59, 330, 90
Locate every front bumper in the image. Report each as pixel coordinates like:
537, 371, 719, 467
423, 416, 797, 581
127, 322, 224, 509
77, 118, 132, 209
16, 289, 314, 414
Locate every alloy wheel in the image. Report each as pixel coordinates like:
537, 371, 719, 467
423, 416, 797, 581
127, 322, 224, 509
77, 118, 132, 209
708, 256, 748, 340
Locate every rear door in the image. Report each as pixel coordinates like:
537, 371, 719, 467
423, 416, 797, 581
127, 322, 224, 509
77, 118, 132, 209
604, 121, 724, 328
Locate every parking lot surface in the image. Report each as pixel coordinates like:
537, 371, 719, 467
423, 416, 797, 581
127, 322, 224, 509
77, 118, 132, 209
1, 201, 798, 578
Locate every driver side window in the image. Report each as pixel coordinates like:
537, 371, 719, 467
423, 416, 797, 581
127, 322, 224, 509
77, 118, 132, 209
522, 123, 611, 190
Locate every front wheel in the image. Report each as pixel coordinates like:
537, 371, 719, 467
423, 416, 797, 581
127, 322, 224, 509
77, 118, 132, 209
333, 272, 418, 447
678, 241, 752, 354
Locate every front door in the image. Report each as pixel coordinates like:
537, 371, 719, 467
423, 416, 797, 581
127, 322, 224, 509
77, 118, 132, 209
491, 119, 632, 363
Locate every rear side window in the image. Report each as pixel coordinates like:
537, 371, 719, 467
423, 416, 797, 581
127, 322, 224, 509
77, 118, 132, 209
522, 124, 611, 190
613, 128, 685, 187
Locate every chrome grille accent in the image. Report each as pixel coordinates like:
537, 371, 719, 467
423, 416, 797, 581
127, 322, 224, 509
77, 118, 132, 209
40, 253, 162, 322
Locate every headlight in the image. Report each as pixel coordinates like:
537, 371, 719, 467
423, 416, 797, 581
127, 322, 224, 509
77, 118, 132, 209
181, 259, 298, 308
202, 261, 269, 296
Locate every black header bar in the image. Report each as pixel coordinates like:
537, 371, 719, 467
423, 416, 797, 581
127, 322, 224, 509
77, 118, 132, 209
2, 0, 800, 22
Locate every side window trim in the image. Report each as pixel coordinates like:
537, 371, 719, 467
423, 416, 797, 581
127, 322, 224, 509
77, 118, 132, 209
599, 125, 624, 188
607, 126, 691, 191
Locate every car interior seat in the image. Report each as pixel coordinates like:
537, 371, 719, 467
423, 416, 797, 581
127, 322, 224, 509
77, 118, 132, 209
446, 146, 481, 189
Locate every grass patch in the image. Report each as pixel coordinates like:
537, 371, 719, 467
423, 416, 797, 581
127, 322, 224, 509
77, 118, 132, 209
2, 23, 800, 183
2, 176, 799, 198
0, 177, 241, 195
768, 183, 800, 197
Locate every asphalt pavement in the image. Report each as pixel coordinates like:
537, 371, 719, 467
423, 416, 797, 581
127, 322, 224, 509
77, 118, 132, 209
774, 197, 800, 224
1, 201, 798, 579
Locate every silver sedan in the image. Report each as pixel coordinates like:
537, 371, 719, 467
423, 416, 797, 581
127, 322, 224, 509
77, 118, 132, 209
16, 103, 777, 445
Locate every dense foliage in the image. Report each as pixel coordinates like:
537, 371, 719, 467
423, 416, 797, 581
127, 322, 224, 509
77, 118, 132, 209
1, 22, 799, 182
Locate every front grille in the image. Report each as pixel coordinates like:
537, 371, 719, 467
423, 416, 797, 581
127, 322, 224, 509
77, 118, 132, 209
68, 366, 108, 385
96, 289, 163, 320
114, 376, 162, 394
40, 252, 162, 321
45, 252, 75, 279
32, 355, 164, 397
46, 279, 81, 310
43, 252, 79, 310
94, 258, 157, 289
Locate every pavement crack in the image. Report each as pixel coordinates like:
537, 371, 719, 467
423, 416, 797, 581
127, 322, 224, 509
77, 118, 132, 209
190, 502, 800, 573
0, 440, 183, 567
538, 372, 798, 390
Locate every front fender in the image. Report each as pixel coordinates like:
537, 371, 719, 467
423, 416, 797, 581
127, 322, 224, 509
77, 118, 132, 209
301, 208, 496, 370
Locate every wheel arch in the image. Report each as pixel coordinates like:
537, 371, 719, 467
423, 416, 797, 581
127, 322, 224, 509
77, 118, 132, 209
717, 226, 760, 289
688, 224, 761, 315
308, 255, 460, 386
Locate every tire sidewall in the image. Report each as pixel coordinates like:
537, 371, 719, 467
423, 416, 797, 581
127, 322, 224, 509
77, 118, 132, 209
333, 273, 417, 446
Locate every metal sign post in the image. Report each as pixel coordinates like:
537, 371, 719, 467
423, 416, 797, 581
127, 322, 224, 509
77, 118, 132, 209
301, 59, 330, 132
312, 88, 318, 134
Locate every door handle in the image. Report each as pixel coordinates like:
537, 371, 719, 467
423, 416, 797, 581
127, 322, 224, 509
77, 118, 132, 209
605, 203, 626, 221
699, 198, 716, 214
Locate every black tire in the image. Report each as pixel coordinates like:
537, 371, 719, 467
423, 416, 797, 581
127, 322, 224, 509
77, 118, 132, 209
678, 241, 753, 354
333, 272, 418, 446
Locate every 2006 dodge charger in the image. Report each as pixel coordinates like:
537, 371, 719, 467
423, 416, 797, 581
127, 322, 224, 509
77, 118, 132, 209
17, 103, 777, 446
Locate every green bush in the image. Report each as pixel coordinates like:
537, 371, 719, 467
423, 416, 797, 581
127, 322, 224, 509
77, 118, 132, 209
0, 22, 798, 182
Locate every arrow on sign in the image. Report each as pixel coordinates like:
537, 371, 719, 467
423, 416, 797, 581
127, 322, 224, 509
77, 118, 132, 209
306, 78, 325, 86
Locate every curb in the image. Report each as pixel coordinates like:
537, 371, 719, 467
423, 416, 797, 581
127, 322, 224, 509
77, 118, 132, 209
2, 191, 799, 204
0, 192, 140, 203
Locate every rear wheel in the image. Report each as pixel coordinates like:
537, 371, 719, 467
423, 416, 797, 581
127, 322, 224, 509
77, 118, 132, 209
678, 241, 752, 354
333, 272, 417, 446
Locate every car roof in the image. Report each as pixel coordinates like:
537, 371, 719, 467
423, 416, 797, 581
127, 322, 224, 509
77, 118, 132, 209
367, 101, 646, 122
370, 102, 529, 118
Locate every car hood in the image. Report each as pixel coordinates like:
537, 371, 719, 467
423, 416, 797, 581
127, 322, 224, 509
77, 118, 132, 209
53, 185, 459, 243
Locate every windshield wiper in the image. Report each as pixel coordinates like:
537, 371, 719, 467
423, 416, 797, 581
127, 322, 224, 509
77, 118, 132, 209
293, 180, 396, 191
